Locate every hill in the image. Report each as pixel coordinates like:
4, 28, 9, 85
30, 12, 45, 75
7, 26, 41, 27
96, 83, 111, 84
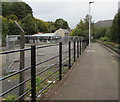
95, 20, 113, 28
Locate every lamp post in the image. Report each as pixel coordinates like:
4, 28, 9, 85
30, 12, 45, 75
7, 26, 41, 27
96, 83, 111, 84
89, 2, 94, 49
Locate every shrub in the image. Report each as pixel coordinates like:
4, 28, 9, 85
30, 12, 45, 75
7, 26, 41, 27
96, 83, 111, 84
99, 37, 110, 42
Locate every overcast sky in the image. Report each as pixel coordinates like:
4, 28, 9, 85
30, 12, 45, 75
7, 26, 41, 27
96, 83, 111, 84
22, 0, 119, 29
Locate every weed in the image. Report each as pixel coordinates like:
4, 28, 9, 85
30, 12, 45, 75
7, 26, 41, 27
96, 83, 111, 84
4, 94, 18, 101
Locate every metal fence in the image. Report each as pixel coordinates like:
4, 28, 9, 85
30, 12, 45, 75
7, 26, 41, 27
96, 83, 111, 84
4, 36, 81, 75
0, 37, 88, 101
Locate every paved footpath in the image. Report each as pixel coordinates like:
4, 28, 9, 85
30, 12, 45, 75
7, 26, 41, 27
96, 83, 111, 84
51, 43, 118, 100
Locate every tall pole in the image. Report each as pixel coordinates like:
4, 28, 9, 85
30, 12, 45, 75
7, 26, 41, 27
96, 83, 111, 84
89, 2, 94, 49
89, 3, 91, 49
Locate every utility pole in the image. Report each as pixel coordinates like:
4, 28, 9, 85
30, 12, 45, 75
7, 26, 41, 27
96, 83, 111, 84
14, 21, 25, 100
89, 2, 94, 49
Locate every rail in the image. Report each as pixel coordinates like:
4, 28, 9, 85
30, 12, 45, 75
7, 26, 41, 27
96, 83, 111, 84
98, 40, 120, 57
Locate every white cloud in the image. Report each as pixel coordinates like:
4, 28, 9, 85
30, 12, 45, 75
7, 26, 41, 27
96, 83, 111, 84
22, 0, 119, 3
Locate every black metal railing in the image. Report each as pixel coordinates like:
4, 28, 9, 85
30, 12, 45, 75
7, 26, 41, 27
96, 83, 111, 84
0, 37, 88, 101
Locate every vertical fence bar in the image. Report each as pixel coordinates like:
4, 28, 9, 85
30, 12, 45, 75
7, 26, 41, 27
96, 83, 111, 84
80, 40, 81, 55
31, 46, 36, 102
74, 41, 76, 62
59, 42, 62, 81
77, 41, 79, 58
69, 41, 71, 69
81, 40, 83, 52
82, 41, 84, 51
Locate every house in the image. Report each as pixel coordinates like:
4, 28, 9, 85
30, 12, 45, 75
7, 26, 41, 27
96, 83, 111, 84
54, 28, 70, 37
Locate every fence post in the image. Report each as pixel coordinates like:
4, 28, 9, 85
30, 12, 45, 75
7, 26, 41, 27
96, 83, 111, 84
77, 41, 79, 58
15, 21, 25, 100
59, 42, 62, 81
69, 41, 71, 69
74, 41, 76, 62
31, 46, 36, 102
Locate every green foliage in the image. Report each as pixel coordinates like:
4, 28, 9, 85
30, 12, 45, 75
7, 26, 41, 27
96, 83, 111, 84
46, 21, 56, 33
6, 14, 18, 21
2, 2, 11, 17
93, 27, 107, 39
2, 2, 34, 47
54, 18, 70, 30
99, 11, 120, 44
4, 94, 18, 101
21, 14, 36, 35
36, 76, 43, 84
1, 16, 9, 46
70, 28, 82, 36
1, 16, 9, 36
36, 19, 49, 33
99, 37, 110, 42
46, 71, 53, 76
70, 15, 93, 40
110, 12, 120, 44
2, 2, 33, 19
35, 18, 70, 33
8, 20, 20, 35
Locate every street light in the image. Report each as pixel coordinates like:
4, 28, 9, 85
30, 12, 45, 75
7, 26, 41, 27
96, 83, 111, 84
89, 1, 94, 49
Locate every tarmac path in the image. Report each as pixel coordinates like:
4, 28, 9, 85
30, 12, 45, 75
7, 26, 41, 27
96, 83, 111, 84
51, 43, 118, 100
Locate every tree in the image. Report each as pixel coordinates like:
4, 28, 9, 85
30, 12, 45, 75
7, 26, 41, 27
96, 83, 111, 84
47, 22, 56, 33
21, 14, 35, 35
6, 14, 18, 21
110, 12, 120, 44
2, 2, 33, 19
8, 20, 20, 35
93, 27, 107, 39
105, 28, 111, 41
70, 28, 82, 36
54, 18, 70, 30
35, 19, 49, 33
2, 2, 11, 17
70, 14, 94, 40
1, 16, 9, 46
118, 11, 120, 44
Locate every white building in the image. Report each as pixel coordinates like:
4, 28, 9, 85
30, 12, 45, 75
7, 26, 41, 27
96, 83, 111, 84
32, 33, 60, 37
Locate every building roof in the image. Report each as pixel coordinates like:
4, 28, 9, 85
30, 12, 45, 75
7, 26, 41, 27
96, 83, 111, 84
32, 33, 60, 37
55, 28, 70, 34
62, 29, 70, 34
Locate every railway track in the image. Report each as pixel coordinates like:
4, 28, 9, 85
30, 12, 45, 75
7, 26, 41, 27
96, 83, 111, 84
98, 41, 120, 58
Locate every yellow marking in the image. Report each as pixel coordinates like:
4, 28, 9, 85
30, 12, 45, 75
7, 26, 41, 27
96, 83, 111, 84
112, 61, 117, 63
